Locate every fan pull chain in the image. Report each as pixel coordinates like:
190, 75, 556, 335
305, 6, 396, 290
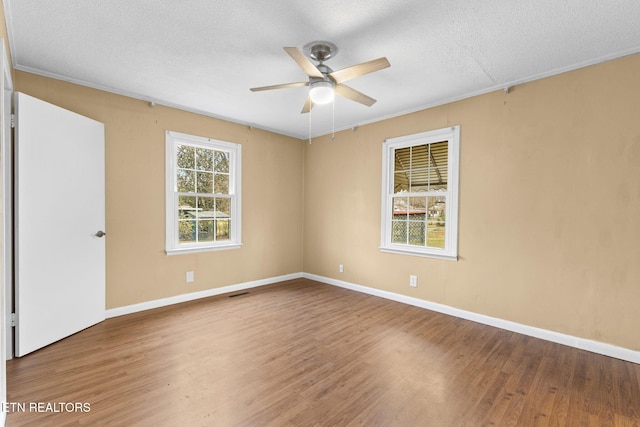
308, 103, 312, 144
331, 100, 336, 142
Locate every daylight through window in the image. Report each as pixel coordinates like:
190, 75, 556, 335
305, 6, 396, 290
381, 126, 459, 260
166, 131, 241, 254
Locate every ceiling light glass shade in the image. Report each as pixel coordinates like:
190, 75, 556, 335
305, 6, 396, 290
309, 81, 335, 104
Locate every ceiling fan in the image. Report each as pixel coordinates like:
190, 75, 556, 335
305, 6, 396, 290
250, 41, 390, 114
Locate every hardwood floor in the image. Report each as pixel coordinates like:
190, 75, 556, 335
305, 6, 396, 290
6, 278, 640, 426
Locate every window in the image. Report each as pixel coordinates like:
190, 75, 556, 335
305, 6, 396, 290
165, 131, 241, 255
380, 126, 459, 260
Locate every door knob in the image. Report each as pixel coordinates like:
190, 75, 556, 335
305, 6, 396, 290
95, 230, 106, 238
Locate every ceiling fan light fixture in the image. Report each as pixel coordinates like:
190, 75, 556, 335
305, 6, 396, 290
309, 81, 335, 104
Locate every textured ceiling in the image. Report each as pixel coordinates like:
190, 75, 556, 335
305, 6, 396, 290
5, 0, 640, 140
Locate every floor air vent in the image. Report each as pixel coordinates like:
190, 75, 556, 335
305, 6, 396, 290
228, 291, 249, 298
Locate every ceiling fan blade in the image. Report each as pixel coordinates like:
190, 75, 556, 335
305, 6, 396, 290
284, 47, 324, 78
329, 57, 390, 84
334, 84, 377, 107
250, 82, 309, 92
301, 96, 314, 114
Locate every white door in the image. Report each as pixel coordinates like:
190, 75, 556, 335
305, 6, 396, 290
14, 92, 105, 357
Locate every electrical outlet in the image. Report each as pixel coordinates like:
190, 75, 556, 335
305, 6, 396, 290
339, 264, 344, 273
409, 275, 418, 287
186, 271, 194, 283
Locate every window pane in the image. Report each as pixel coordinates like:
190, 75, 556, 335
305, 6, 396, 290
177, 145, 195, 169
393, 197, 409, 219
410, 145, 429, 170
427, 220, 445, 248
198, 220, 214, 242
394, 172, 409, 193
429, 141, 448, 166
408, 196, 427, 213
215, 173, 229, 194
428, 166, 448, 191
178, 196, 196, 219
394, 141, 449, 192
391, 144, 448, 248
428, 195, 446, 220
197, 171, 213, 194
394, 147, 411, 172
427, 196, 446, 248
197, 197, 215, 219
409, 169, 430, 192
408, 221, 426, 246
178, 220, 196, 243
429, 141, 448, 189
216, 198, 231, 218
196, 148, 214, 171
177, 169, 195, 193
214, 151, 229, 173
216, 219, 230, 240
392, 220, 407, 244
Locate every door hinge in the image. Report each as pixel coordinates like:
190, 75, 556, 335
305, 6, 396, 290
10, 113, 15, 129
10, 312, 16, 327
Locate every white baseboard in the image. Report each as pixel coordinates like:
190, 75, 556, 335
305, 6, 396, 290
105, 272, 304, 318
303, 273, 640, 365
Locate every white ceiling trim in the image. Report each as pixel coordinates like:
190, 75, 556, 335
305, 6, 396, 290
5, 0, 640, 140
11, 63, 291, 138
350, 47, 640, 141
14, 44, 640, 142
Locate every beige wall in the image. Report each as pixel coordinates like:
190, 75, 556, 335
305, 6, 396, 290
12, 47, 640, 352
15, 72, 304, 309
303, 53, 640, 351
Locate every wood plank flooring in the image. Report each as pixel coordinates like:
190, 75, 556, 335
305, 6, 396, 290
5, 278, 640, 426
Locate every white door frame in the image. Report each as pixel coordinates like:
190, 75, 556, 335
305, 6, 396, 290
2, 38, 13, 360
1, 36, 14, 425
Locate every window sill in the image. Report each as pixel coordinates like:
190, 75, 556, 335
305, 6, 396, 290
166, 243, 242, 256
380, 246, 458, 261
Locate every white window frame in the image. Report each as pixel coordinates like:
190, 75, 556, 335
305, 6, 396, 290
165, 130, 242, 255
380, 126, 460, 260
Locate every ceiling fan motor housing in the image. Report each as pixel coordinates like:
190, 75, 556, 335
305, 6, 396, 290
304, 41, 338, 63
